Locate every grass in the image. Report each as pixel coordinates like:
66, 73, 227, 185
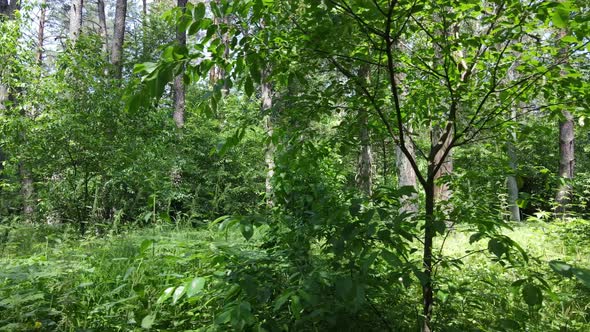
0, 221, 589, 331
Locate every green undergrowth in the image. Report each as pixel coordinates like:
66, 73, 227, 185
0, 221, 589, 331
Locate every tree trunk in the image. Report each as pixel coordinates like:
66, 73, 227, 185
261, 68, 275, 207
356, 108, 373, 196
97, 0, 108, 55
36, 0, 46, 64
506, 109, 521, 222
555, 28, 574, 218
111, 0, 127, 79
421, 180, 435, 332
1, 0, 33, 221
396, 130, 417, 213
69, 0, 83, 42
433, 126, 453, 203
209, 0, 229, 95
556, 110, 574, 216
0, 0, 19, 18
173, 0, 187, 128
19, 163, 34, 221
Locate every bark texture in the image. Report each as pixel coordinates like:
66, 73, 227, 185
69, 0, 84, 42
555, 28, 574, 217
556, 110, 575, 214
111, 0, 127, 79
97, 0, 108, 55
433, 126, 453, 202
173, 0, 187, 128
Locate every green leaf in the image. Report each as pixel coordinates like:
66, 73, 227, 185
549, 260, 573, 278
186, 277, 206, 297
141, 314, 155, 329
140, 239, 154, 255
469, 232, 484, 244
172, 285, 186, 304
572, 267, 590, 288
244, 76, 254, 98
240, 220, 254, 240
488, 238, 506, 258
551, 8, 568, 28
273, 292, 292, 312
522, 283, 543, 306
193, 2, 206, 21
156, 287, 175, 304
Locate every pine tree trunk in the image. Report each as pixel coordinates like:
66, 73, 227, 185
69, 0, 83, 42
97, 0, 108, 55
111, 0, 127, 79
173, 0, 187, 128
36, 0, 46, 64
261, 68, 275, 207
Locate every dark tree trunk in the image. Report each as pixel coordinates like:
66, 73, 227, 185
111, 0, 127, 79
422, 179, 435, 332
0, 0, 19, 18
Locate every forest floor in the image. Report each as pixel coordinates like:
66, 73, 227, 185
0, 221, 589, 331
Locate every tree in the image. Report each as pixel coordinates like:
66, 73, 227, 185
69, 0, 83, 41
111, 0, 127, 79
133, 0, 589, 330
172, 0, 187, 128
97, 0, 108, 55
356, 65, 374, 197
555, 28, 575, 217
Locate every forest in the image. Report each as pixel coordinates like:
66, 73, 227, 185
0, 0, 589, 331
